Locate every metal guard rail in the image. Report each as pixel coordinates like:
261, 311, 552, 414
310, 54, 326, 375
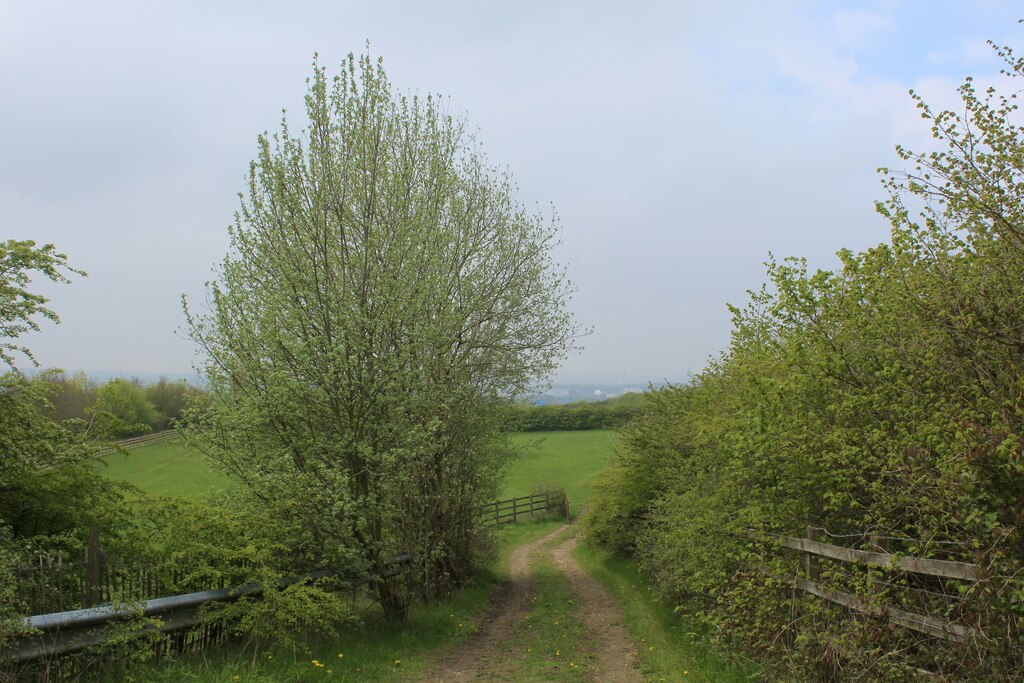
5, 556, 410, 663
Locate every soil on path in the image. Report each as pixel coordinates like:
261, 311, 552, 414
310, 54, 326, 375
420, 525, 642, 682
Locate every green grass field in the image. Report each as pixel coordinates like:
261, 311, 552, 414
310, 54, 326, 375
504, 430, 615, 513
100, 431, 617, 512
97, 437, 232, 501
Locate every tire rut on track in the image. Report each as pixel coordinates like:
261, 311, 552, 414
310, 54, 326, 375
550, 533, 642, 682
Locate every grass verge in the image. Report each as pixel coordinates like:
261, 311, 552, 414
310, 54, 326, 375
571, 540, 758, 683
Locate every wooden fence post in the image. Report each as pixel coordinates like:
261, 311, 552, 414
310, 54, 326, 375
86, 525, 102, 607
868, 534, 886, 601
805, 526, 820, 582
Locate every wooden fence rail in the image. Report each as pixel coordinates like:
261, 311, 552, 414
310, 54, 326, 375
760, 530, 980, 581
92, 429, 180, 457
754, 527, 980, 643
476, 492, 568, 526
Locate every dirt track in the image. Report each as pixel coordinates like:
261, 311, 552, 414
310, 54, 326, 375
420, 524, 641, 682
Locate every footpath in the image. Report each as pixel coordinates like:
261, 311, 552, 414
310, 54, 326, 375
421, 523, 643, 682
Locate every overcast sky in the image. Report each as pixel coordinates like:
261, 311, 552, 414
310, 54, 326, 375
4, 1, 1023, 385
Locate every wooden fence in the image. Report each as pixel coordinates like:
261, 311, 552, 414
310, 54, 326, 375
754, 527, 981, 642
477, 491, 569, 526
92, 429, 180, 457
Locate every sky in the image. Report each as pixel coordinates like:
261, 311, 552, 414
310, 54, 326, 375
4, 1, 1024, 385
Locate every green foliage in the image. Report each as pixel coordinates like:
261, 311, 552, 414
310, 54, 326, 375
114, 521, 558, 682
184, 50, 577, 621
144, 377, 201, 431
0, 370, 132, 548
39, 371, 98, 428
89, 378, 157, 438
39, 373, 204, 436
0, 242, 137, 633
588, 33, 1024, 680
0, 239, 83, 370
203, 569, 357, 655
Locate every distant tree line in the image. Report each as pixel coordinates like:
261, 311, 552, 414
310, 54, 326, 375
501, 393, 645, 432
39, 373, 203, 439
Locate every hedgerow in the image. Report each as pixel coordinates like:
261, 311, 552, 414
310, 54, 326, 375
588, 34, 1024, 680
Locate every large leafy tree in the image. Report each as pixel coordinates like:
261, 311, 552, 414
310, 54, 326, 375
185, 52, 577, 619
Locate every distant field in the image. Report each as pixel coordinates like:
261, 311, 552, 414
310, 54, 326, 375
504, 430, 616, 512
97, 438, 231, 501
100, 430, 618, 510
